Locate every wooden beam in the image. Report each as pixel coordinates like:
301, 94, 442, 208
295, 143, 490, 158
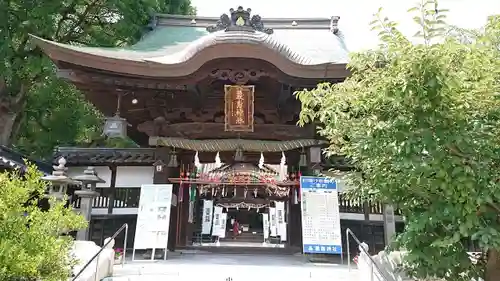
141, 122, 315, 140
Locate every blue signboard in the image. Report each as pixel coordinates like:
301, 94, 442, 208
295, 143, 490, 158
300, 176, 337, 190
300, 176, 342, 255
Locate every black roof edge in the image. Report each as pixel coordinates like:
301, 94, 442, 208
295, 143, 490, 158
0, 145, 53, 175
54, 147, 156, 154
53, 147, 157, 166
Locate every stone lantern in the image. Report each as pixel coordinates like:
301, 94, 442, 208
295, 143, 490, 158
72, 166, 105, 241
41, 157, 79, 204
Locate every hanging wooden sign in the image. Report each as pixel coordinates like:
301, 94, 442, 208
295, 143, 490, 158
224, 85, 254, 132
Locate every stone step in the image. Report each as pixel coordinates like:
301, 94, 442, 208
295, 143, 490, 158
108, 259, 359, 281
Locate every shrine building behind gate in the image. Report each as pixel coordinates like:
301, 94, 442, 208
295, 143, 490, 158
33, 6, 404, 255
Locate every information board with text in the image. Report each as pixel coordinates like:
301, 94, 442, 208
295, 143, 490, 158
300, 176, 342, 255
133, 184, 173, 252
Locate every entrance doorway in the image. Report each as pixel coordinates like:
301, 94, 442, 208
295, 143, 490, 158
226, 208, 263, 233
223, 208, 264, 244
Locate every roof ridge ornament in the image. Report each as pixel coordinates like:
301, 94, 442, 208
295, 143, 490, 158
330, 16, 340, 34
206, 6, 273, 34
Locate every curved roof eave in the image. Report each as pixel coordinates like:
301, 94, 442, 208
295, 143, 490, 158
29, 34, 349, 79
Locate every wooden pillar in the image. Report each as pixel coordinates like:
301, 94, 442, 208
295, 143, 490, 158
288, 156, 303, 248
153, 147, 179, 251
177, 154, 192, 247
287, 189, 292, 244
180, 181, 190, 246
363, 202, 370, 221
107, 165, 117, 214
289, 199, 302, 247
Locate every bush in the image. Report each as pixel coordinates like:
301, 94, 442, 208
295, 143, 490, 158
0, 165, 87, 281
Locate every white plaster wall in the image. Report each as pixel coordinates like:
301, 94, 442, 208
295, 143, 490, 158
68, 167, 111, 188
67, 166, 154, 188
115, 166, 154, 187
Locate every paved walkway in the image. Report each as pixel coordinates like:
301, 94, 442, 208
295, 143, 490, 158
107, 253, 359, 281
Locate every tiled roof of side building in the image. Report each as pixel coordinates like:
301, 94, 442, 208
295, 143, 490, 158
53, 147, 157, 166
0, 146, 52, 175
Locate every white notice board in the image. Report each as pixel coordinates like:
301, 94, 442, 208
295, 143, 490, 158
300, 176, 342, 255
133, 184, 173, 253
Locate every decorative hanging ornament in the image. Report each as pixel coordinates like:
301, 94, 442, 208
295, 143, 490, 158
194, 151, 201, 169
299, 147, 307, 167
215, 152, 222, 168
188, 201, 194, 223
280, 151, 286, 166
168, 148, 178, 167
279, 152, 287, 181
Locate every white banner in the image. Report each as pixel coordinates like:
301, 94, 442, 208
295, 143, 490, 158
212, 206, 223, 236
219, 213, 227, 238
201, 200, 214, 235
276, 201, 287, 241
133, 184, 173, 250
269, 207, 277, 237
275, 201, 285, 237
262, 213, 270, 240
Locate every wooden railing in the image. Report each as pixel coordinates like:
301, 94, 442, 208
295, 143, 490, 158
73, 187, 401, 215
338, 193, 364, 213
73, 187, 141, 209
338, 193, 402, 215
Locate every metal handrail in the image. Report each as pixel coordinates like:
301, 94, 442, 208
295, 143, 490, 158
72, 223, 129, 281
346, 228, 390, 281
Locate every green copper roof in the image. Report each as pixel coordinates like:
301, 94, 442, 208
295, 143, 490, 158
126, 26, 349, 64
35, 25, 349, 65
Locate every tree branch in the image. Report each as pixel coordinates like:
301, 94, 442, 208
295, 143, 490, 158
54, 1, 78, 40
487, 203, 500, 214
60, 0, 101, 43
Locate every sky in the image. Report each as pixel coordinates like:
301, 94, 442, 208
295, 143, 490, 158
190, 0, 500, 52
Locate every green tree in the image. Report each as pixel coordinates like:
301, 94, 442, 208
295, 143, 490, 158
1, 0, 195, 158
296, 2, 500, 281
0, 165, 87, 280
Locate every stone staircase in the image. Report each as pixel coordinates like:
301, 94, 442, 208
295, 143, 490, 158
219, 231, 264, 243
104, 254, 359, 281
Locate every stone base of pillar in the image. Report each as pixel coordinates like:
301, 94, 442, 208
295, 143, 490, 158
75, 189, 99, 241
383, 204, 396, 246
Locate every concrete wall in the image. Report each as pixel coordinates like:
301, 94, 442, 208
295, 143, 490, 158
357, 243, 409, 281
358, 244, 481, 281
71, 240, 115, 281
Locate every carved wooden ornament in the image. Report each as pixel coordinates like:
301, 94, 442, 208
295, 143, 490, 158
224, 85, 254, 132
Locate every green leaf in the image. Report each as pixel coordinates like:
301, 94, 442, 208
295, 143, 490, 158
0, 165, 87, 280
296, 4, 500, 281
1, 0, 195, 158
